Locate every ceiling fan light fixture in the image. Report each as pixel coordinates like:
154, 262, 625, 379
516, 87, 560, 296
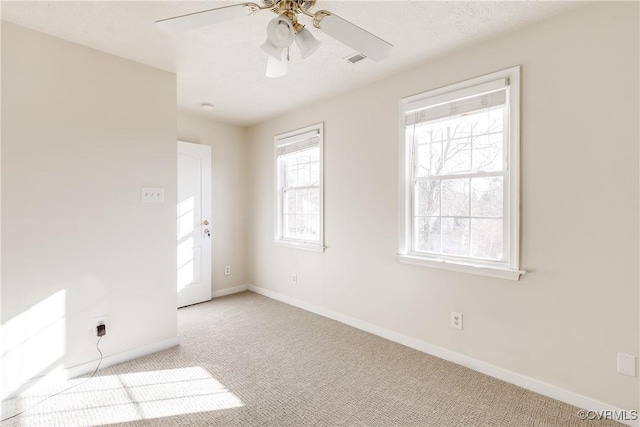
295, 27, 321, 59
266, 15, 295, 47
156, 1, 394, 78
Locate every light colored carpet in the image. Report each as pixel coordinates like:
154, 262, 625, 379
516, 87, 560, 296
1, 291, 622, 426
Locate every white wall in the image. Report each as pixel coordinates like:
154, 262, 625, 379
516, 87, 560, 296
177, 112, 248, 293
246, 2, 639, 411
1, 23, 178, 397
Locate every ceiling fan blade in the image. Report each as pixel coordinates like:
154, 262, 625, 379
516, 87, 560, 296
265, 54, 287, 78
318, 14, 393, 61
156, 3, 258, 32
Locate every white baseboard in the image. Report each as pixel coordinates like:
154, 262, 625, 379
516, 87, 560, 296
211, 284, 249, 299
3, 336, 180, 401
248, 285, 637, 427
66, 336, 180, 379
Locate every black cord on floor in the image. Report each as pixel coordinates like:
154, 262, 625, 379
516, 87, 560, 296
1, 336, 104, 423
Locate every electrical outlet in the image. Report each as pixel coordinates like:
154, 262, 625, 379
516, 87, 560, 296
224, 265, 231, 276
291, 274, 297, 285
94, 316, 107, 337
617, 353, 637, 377
451, 312, 463, 330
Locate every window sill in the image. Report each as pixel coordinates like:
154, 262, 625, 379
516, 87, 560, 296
397, 254, 525, 281
273, 240, 326, 253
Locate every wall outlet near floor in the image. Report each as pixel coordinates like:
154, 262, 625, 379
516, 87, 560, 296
94, 316, 107, 336
224, 265, 231, 276
291, 274, 297, 285
94, 315, 107, 328
617, 352, 637, 377
451, 312, 463, 330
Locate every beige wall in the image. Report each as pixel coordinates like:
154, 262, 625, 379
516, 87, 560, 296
246, 2, 639, 410
1, 23, 178, 397
177, 112, 248, 292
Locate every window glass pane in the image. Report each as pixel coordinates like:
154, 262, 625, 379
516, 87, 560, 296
448, 115, 474, 139
442, 137, 472, 175
310, 161, 320, 186
489, 106, 504, 131
467, 106, 503, 135
284, 214, 296, 238
415, 144, 430, 177
415, 217, 441, 253
297, 215, 308, 238
285, 190, 296, 214
285, 163, 297, 187
471, 219, 503, 260
297, 150, 310, 164
415, 180, 440, 216
297, 163, 310, 187
283, 147, 321, 188
295, 189, 307, 214
464, 109, 491, 134
471, 177, 503, 218
430, 142, 443, 175
284, 156, 296, 167
441, 179, 469, 216
309, 149, 319, 162
414, 141, 444, 177
309, 188, 320, 214
432, 121, 448, 142
442, 218, 469, 256
309, 214, 320, 239
415, 121, 447, 143
472, 134, 503, 172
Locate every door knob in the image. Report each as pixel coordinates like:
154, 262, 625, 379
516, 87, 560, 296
204, 228, 211, 237
203, 220, 210, 225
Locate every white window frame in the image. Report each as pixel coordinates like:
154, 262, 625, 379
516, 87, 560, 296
274, 123, 325, 252
397, 67, 525, 281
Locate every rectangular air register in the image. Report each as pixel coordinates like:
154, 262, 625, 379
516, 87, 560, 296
345, 53, 366, 64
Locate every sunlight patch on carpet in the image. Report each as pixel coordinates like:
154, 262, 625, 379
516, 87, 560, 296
5, 366, 243, 425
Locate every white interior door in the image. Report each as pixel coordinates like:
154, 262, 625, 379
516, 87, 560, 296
177, 141, 212, 308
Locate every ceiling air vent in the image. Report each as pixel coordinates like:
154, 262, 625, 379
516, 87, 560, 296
345, 53, 366, 64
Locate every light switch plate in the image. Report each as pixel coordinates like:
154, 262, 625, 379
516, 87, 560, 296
617, 352, 637, 377
141, 187, 164, 203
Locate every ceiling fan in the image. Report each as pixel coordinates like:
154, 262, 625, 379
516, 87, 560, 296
155, 0, 393, 78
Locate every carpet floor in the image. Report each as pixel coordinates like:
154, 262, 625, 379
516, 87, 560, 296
1, 291, 622, 426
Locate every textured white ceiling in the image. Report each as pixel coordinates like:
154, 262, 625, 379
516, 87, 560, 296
2, 1, 583, 125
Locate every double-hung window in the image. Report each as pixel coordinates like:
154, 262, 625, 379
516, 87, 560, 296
274, 123, 324, 251
398, 67, 524, 280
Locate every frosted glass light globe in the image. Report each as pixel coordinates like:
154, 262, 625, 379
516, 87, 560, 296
275, 22, 290, 40
266, 16, 295, 47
